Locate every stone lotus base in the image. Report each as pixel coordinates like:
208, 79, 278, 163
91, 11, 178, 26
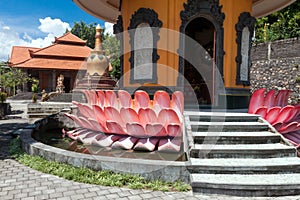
19, 121, 190, 183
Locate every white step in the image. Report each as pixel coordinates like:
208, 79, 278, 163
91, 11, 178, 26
188, 157, 300, 173
190, 121, 269, 132
190, 143, 296, 158
190, 173, 300, 196
192, 131, 281, 144
186, 111, 260, 122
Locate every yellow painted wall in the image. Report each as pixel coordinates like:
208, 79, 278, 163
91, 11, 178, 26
220, 0, 252, 89
122, 0, 184, 88
121, 0, 253, 91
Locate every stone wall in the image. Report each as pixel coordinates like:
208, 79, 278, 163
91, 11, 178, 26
250, 38, 300, 104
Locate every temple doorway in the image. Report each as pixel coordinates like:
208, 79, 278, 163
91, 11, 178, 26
184, 17, 215, 106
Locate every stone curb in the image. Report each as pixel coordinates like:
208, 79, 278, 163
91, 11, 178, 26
20, 129, 191, 183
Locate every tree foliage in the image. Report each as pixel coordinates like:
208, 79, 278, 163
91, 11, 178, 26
0, 67, 37, 96
70, 21, 97, 48
70, 21, 121, 79
254, 1, 300, 43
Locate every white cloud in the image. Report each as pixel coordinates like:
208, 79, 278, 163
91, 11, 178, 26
104, 22, 114, 35
2, 26, 10, 30
38, 17, 71, 35
0, 17, 71, 61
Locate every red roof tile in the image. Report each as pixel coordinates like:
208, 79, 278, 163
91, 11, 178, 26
55, 32, 87, 45
32, 43, 91, 58
9, 46, 40, 65
9, 32, 91, 70
13, 57, 87, 70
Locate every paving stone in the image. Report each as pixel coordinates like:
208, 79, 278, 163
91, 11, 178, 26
3, 115, 300, 200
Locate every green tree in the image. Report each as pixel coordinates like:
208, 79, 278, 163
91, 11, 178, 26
70, 21, 121, 79
254, 1, 300, 43
70, 21, 97, 48
0, 67, 34, 96
102, 33, 121, 79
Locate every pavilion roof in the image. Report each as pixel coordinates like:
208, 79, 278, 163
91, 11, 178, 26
9, 32, 91, 70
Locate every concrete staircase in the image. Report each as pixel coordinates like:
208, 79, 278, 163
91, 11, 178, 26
27, 102, 72, 118
185, 111, 300, 196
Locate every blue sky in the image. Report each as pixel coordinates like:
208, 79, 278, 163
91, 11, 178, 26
0, 0, 112, 61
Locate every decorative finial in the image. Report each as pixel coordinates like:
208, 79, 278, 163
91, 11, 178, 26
95, 24, 103, 53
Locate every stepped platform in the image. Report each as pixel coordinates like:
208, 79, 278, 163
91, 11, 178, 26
185, 111, 300, 196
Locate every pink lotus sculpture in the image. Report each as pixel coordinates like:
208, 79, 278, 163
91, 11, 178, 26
248, 88, 300, 147
63, 90, 184, 152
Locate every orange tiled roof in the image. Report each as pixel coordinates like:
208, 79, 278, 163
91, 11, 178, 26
32, 43, 91, 58
9, 46, 40, 65
9, 32, 91, 70
13, 57, 87, 70
54, 32, 87, 45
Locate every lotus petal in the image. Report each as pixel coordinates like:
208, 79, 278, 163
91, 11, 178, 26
65, 113, 86, 128
278, 122, 300, 134
286, 138, 299, 147
92, 105, 107, 127
76, 130, 94, 143
145, 124, 167, 137
120, 108, 139, 124
96, 90, 105, 107
265, 107, 281, 124
81, 132, 99, 145
63, 128, 86, 140
126, 122, 146, 137
264, 89, 276, 108
78, 117, 95, 130
171, 91, 184, 114
286, 132, 300, 141
283, 133, 300, 146
92, 134, 121, 147
254, 106, 267, 119
104, 107, 124, 127
167, 124, 182, 138
158, 109, 181, 126
134, 90, 150, 110
83, 90, 98, 105
138, 108, 157, 127
158, 138, 181, 152
272, 122, 283, 130
88, 118, 107, 132
285, 106, 300, 123
276, 106, 294, 123
153, 90, 170, 109
111, 137, 138, 150
133, 138, 159, 151
118, 90, 132, 108
248, 88, 266, 114
105, 90, 118, 108
72, 101, 94, 119
106, 120, 127, 135
275, 90, 290, 107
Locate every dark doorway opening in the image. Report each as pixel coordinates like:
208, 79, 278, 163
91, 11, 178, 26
64, 77, 71, 93
184, 17, 215, 105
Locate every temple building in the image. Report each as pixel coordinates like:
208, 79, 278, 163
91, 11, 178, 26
73, 0, 295, 109
9, 32, 91, 93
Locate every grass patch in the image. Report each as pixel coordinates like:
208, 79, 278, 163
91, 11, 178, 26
9, 137, 191, 192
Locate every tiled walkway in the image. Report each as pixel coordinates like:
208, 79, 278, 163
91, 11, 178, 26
0, 118, 299, 200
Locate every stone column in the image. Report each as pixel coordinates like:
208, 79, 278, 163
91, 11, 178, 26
52, 70, 56, 91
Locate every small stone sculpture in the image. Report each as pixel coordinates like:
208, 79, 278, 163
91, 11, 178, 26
56, 74, 65, 93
